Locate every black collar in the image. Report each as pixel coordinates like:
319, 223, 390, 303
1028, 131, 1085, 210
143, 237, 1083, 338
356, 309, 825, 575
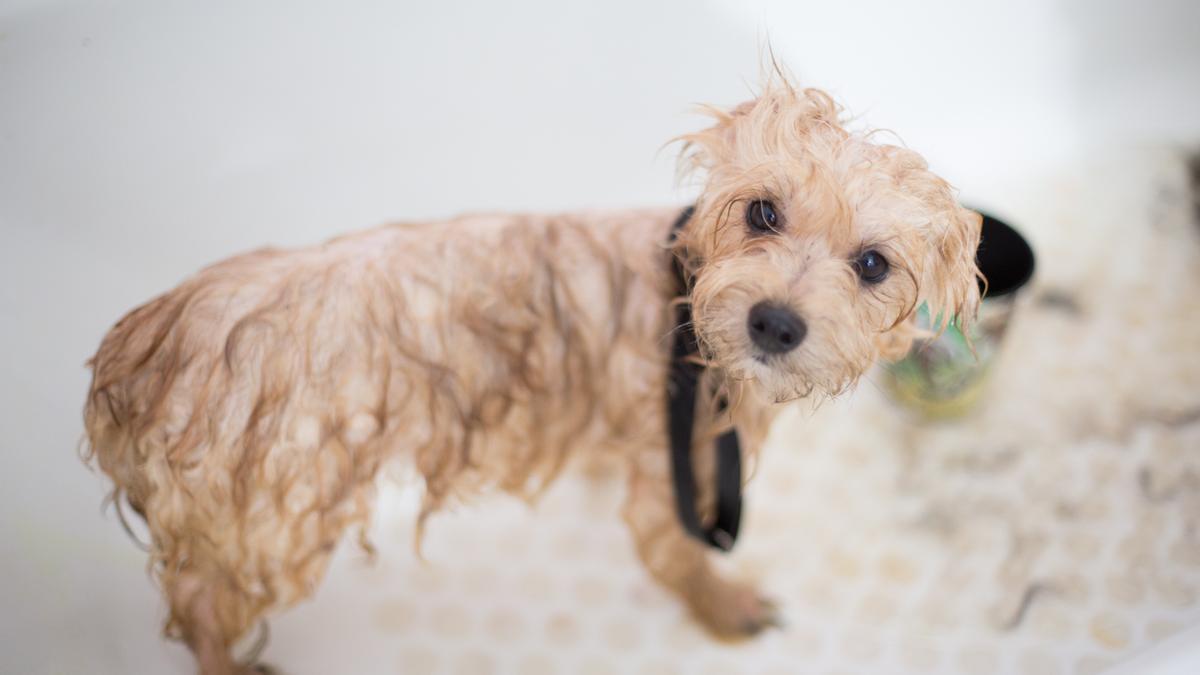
667, 206, 743, 551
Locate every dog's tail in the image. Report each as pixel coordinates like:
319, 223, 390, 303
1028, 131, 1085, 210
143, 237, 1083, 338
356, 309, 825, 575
82, 288, 193, 545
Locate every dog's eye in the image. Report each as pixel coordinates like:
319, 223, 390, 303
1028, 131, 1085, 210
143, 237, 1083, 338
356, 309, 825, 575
854, 250, 890, 283
745, 200, 779, 234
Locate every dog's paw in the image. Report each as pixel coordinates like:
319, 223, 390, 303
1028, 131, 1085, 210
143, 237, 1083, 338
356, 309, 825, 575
736, 593, 783, 636
688, 579, 783, 640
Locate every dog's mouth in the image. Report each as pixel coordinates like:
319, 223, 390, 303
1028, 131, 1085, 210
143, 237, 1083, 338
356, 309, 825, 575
750, 352, 795, 372
693, 308, 835, 402
708, 344, 814, 403
748, 357, 814, 401
731, 337, 866, 403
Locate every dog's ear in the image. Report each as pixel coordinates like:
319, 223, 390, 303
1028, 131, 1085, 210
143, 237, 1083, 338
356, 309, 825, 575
923, 206, 983, 333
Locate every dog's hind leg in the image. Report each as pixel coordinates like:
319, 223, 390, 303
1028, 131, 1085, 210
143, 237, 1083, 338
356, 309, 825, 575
166, 569, 267, 675
622, 450, 780, 639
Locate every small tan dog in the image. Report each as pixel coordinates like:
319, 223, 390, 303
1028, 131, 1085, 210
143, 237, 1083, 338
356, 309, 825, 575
84, 78, 981, 673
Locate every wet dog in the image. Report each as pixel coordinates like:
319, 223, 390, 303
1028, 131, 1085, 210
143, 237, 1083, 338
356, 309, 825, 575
84, 78, 981, 673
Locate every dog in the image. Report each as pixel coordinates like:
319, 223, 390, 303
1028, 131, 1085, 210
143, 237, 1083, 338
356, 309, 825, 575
83, 78, 982, 673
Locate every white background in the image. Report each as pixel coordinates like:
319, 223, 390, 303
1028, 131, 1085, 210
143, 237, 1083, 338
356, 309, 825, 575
1, 1, 1198, 672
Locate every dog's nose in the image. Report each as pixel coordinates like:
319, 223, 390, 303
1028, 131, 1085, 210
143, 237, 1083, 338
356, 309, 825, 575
747, 302, 806, 354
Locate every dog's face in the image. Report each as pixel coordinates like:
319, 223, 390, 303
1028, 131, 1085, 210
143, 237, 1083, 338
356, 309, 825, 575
678, 85, 982, 402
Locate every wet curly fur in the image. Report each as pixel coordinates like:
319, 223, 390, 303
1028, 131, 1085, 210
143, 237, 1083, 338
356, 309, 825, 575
83, 77, 981, 673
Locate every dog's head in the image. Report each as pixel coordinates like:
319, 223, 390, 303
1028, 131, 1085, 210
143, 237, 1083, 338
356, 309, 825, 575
676, 83, 982, 402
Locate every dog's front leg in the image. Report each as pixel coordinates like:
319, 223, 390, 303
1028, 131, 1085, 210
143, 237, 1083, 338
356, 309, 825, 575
622, 449, 779, 639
